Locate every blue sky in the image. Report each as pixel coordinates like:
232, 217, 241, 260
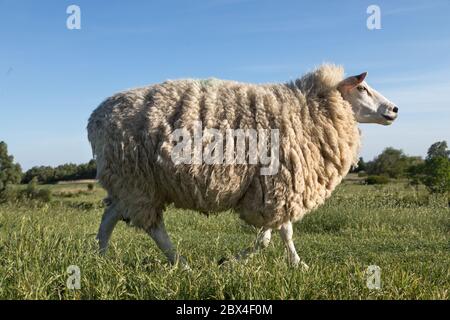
1, 0, 449, 169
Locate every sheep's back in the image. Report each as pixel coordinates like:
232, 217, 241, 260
146, 79, 275, 212
88, 79, 270, 213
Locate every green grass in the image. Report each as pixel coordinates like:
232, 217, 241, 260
0, 181, 448, 299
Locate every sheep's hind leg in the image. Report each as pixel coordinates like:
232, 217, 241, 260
219, 227, 272, 265
97, 202, 120, 255
279, 221, 309, 270
147, 221, 190, 270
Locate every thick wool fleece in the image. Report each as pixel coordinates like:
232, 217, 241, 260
88, 64, 360, 230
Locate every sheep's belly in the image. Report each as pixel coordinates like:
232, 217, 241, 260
157, 163, 256, 213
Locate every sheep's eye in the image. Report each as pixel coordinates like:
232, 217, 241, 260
357, 86, 365, 92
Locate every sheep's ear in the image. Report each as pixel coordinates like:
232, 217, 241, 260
355, 72, 368, 82
338, 72, 368, 93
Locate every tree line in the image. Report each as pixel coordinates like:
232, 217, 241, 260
351, 141, 450, 193
1, 140, 449, 195
0, 141, 97, 189
21, 160, 97, 184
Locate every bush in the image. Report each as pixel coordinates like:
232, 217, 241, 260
87, 183, 95, 191
53, 190, 90, 198
0, 185, 18, 203
33, 188, 52, 202
357, 171, 367, 178
4, 178, 53, 203
0, 186, 52, 203
365, 175, 390, 185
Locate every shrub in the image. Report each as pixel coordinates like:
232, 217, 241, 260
14, 178, 53, 203
357, 171, 367, 178
53, 190, 90, 198
0, 185, 19, 203
0, 185, 52, 203
27, 177, 38, 193
34, 188, 52, 202
87, 183, 95, 191
365, 175, 389, 185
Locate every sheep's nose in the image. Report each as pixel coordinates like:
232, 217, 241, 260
392, 106, 398, 113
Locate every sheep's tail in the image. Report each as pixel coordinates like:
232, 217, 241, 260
87, 96, 118, 180
87, 114, 100, 159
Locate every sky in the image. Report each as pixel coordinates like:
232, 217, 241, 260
0, 0, 449, 170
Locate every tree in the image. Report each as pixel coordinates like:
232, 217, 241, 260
421, 156, 450, 194
22, 160, 97, 184
22, 166, 55, 184
408, 141, 450, 194
0, 141, 22, 192
367, 147, 410, 178
75, 159, 97, 180
351, 157, 366, 173
426, 141, 450, 160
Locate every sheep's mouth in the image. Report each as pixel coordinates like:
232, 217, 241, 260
382, 114, 396, 121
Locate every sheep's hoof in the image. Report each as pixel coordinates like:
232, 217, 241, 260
292, 260, 309, 271
180, 264, 192, 272
289, 256, 309, 271
299, 261, 310, 271
175, 257, 191, 272
218, 256, 239, 266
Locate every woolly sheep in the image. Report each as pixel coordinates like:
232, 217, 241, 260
87, 64, 398, 269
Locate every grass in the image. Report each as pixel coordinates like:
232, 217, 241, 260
0, 181, 448, 299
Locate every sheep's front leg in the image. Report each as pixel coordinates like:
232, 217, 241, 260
148, 221, 190, 270
279, 221, 309, 270
219, 228, 272, 264
97, 204, 120, 255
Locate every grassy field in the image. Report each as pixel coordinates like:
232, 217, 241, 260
0, 180, 448, 300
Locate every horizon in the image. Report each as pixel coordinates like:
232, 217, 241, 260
1, 0, 449, 170
1, 140, 444, 171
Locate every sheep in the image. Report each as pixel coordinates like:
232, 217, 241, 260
87, 64, 398, 269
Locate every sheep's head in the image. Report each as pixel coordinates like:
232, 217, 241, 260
338, 72, 398, 125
